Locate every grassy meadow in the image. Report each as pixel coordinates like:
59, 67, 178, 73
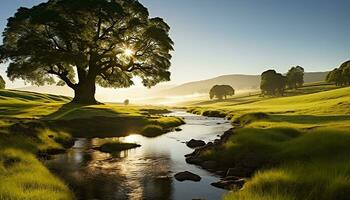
186, 84, 350, 200
0, 89, 184, 200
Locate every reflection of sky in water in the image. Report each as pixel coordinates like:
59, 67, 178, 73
46, 111, 231, 200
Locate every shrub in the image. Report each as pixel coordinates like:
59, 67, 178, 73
141, 125, 165, 137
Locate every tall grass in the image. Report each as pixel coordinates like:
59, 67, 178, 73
204, 128, 350, 200
225, 160, 350, 200
0, 149, 74, 200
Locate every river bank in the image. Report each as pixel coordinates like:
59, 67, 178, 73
46, 110, 232, 200
185, 87, 350, 200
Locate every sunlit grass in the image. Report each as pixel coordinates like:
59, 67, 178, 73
0, 148, 74, 200
186, 85, 350, 200
225, 160, 350, 200
0, 89, 185, 199
207, 128, 350, 200
189, 86, 350, 129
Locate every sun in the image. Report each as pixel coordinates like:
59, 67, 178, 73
123, 48, 134, 57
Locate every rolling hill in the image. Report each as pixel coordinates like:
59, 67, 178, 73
159, 72, 328, 96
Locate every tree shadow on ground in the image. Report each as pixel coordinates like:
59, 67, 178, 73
40, 103, 147, 138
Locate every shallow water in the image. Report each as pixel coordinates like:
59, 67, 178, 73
46, 110, 232, 200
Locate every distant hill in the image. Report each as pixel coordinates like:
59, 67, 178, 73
159, 72, 328, 96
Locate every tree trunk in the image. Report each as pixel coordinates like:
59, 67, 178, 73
72, 78, 97, 104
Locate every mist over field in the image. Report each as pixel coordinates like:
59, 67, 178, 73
14, 72, 328, 105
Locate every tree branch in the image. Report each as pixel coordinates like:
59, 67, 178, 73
44, 25, 67, 51
47, 66, 77, 89
98, 20, 118, 40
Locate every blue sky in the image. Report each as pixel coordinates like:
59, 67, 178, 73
1, 0, 350, 88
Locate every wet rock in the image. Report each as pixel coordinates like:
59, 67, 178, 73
201, 160, 217, 170
211, 180, 234, 190
186, 157, 203, 165
174, 171, 201, 182
226, 167, 252, 177
211, 178, 246, 190
175, 128, 182, 132
186, 139, 206, 148
204, 142, 214, 149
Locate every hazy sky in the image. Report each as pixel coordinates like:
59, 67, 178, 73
1, 0, 350, 88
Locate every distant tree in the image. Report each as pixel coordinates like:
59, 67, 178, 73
326, 68, 343, 86
326, 60, 350, 86
0, 75, 5, 89
0, 0, 173, 104
260, 69, 286, 96
275, 73, 287, 95
286, 66, 304, 89
209, 85, 235, 100
260, 70, 276, 95
124, 99, 129, 106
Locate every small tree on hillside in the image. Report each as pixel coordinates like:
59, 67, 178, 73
124, 99, 129, 106
0, 75, 5, 89
209, 85, 235, 100
0, 0, 173, 104
286, 66, 304, 89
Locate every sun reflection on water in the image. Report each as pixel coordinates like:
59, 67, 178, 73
122, 134, 144, 143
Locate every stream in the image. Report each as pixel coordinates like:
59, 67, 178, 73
46, 110, 232, 200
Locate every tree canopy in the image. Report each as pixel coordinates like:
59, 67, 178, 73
260, 69, 286, 96
326, 60, 350, 86
286, 66, 304, 89
0, 75, 5, 89
0, 0, 173, 104
209, 85, 235, 100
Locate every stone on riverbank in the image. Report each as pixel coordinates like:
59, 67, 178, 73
186, 139, 206, 148
174, 171, 201, 182
211, 178, 246, 190
175, 127, 182, 132
186, 157, 203, 165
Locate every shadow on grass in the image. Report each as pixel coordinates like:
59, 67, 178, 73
269, 114, 350, 125
39, 103, 146, 138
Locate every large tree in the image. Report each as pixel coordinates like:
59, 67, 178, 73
0, 0, 173, 104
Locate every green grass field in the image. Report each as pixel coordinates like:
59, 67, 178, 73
0, 89, 184, 200
186, 84, 350, 200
